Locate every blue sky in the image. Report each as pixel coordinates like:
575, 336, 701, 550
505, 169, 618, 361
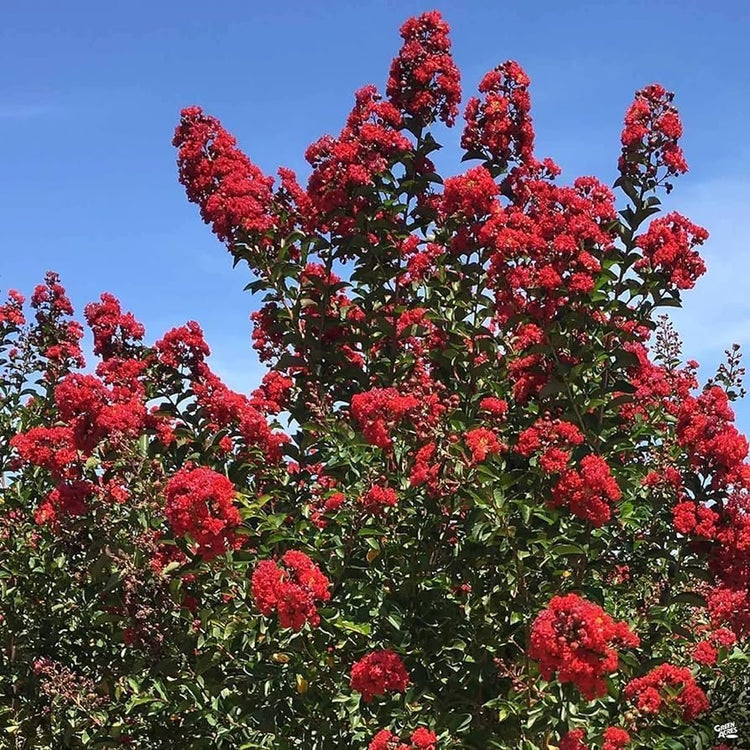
2, 1, 749, 424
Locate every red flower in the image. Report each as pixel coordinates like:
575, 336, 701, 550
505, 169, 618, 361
441, 165, 499, 221
410, 728, 438, 749
624, 663, 708, 721
164, 467, 240, 560
34, 480, 92, 529
559, 729, 588, 750
550, 455, 621, 527
677, 386, 748, 485
387, 11, 461, 127
692, 640, 718, 666
84, 293, 145, 359
462, 60, 535, 167
635, 212, 708, 290
173, 106, 275, 252
305, 86, 411, 235
11, 426, 77, 475
0, 289, 25, 326
251, 551, 331, 630
155, 321, 211, 372
464, 427, 503, 463
517, 417, 584, 474
351, 650, 410, 702
529, 593, 639, 700
602, 727, 630, 750
351, 387, 419, 450
620, 84, 688, 185
360, 484, 398, 515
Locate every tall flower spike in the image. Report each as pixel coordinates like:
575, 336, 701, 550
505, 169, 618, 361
462, 60, 535, 168
387, 10, 461, 127
173, 106, 275, 254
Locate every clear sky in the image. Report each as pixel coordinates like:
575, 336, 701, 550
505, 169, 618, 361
2, 1, 749, 424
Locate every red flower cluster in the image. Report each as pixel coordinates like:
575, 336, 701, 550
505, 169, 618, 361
360, 484, 398, 516
558, 728, 629, 750
559, 729, 588, 750
602, 727, 630, 750
55, 373, 146, 453
529, 593, 639, 700
156, 321, 211, 373
635, 212, 708, 290
193, 367, 289, 463
480, 174, 616, 325
387, 10, 461, 127
34, 480, 92, 528
707, 585, 750, 639
550, 455, 621, 527
462, 60, 534, 167
164, 467, 241, 560
619, 341, 696, 423
516, 417, 584, 474
173, 106, 275, 251
370, 727, 438, 750
624, 663, 708, 721
464, 427, 503, 464
0, 289, 25, 326
29, 272, 85, 378
479, 397, 509, 419
441, 165, 498, 221
84, 293, 145, 359
672, 500, 718, 539
251, 550, 331, 630
620, 83, 688, 186
351, 387, 420, 450
305, 85, 411, 234
11, 426, 78, 476
350, 650, 410, 702
676, 386, 748, 486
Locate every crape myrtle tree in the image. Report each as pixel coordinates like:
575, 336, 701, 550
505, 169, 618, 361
1, 10, 749, 750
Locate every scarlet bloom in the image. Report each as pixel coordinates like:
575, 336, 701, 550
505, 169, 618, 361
464, 427, 503, 463
164, 467, 241, 560
84, 293, 145, 359
360, 484, 398, 515
350, 650, 410, 702
635, 212, 708, 290
0, 289, 25, 326
517, 417, 584, 474
619, 83, 688, 184
677, 386, 748, 485
550, 455, 621, 526
602, 727, 630, 750
251, 550, 331, 630
369, 727, 438, 750
624, 663, 709, 721
387, 10, 461, 127
692, 640, 718, 666
34, 480, 92, 529
529, 593, 639, 700
479, 397, 508, 419
155, 321, 211, 372
462, 60, 535, 166
11, 426, 77, 475
410, 728, 438, 749
173, 106, 275, 251
351, 387, 419, 450
672, 500, 718, 539
559, 729, 588, 750
441, 165, 498, 220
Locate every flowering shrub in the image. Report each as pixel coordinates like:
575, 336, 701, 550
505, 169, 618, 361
1, 10, 749, 749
